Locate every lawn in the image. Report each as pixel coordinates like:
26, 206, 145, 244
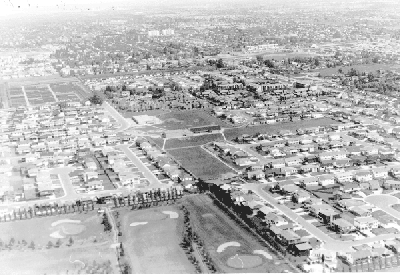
164, 133, 224, 149
224, 117, 338, 141
157, 109, 231, 130
183, 194, 295, 273
119, 206, 195, 274
167, 146, 234, 180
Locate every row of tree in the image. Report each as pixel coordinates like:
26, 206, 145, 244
180, 205, 217, 273
0, 202, 95, 223
197, 180, 289, 257
107, 188, 183, 209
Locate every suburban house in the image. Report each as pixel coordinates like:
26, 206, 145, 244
331, 218, 355, 234
354, 216, 379, 231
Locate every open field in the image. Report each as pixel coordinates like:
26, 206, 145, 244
224, 117, 338, 140
164, 133, 224, 150
50, 82, 89, 101
168, 146, 235, 180
183, 194, 294, 273
24, 84, 56, 105
6, 75, 78, 85
121, 109, 170, 118
157, 109, 231, 130
119, 206, 195, 274
316, 64, 400, 77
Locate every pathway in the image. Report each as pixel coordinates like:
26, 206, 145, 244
47, 84, 58, 102
21, 86, 30, 107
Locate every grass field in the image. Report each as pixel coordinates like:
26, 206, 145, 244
119, 206, 195, 274
50, 82, 89, 101
316, 64, 400, 77
0, 212, 109, 248
0, 243, 117, 274
167, 146, 234, 180
0, 212, 117, 274
224, 117, 338, 141
183, 194, 294, 273
164, 133, 224, 150
157, 109, 231, 130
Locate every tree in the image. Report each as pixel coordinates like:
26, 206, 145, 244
216, 58, 224, 69
29, 241, 35, 250
256, 55, 264, 63
264, 59, 275, 68
47, 241, 53, 249
68, 237, 74, 246
88, 93, 103, 105
55, 239, 62, 247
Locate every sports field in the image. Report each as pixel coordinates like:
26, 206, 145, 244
157, 110, 230, 130
167, 146, 234, 180
183, 194, 294, 273
119, 206, 195, 274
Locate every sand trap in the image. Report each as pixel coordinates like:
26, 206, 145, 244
130, 222, 148, 227
217, 241, 240, 253
162, 211, 179, 219
51, 219, 81, 227
226, 254, 263, 269
50, 230, 65, 239
110, 243, 121, 248
254, 250, 273, 260
202, 213, 214, 218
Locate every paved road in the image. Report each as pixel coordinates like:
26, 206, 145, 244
47, 84, 58, 102
117, 144, 166, 190
243, 182, 400, 253
103, 101, 132, 132
365, 194, 400, 220
21, 86, 30, 107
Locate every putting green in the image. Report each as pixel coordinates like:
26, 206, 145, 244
226, 254, 263, 269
